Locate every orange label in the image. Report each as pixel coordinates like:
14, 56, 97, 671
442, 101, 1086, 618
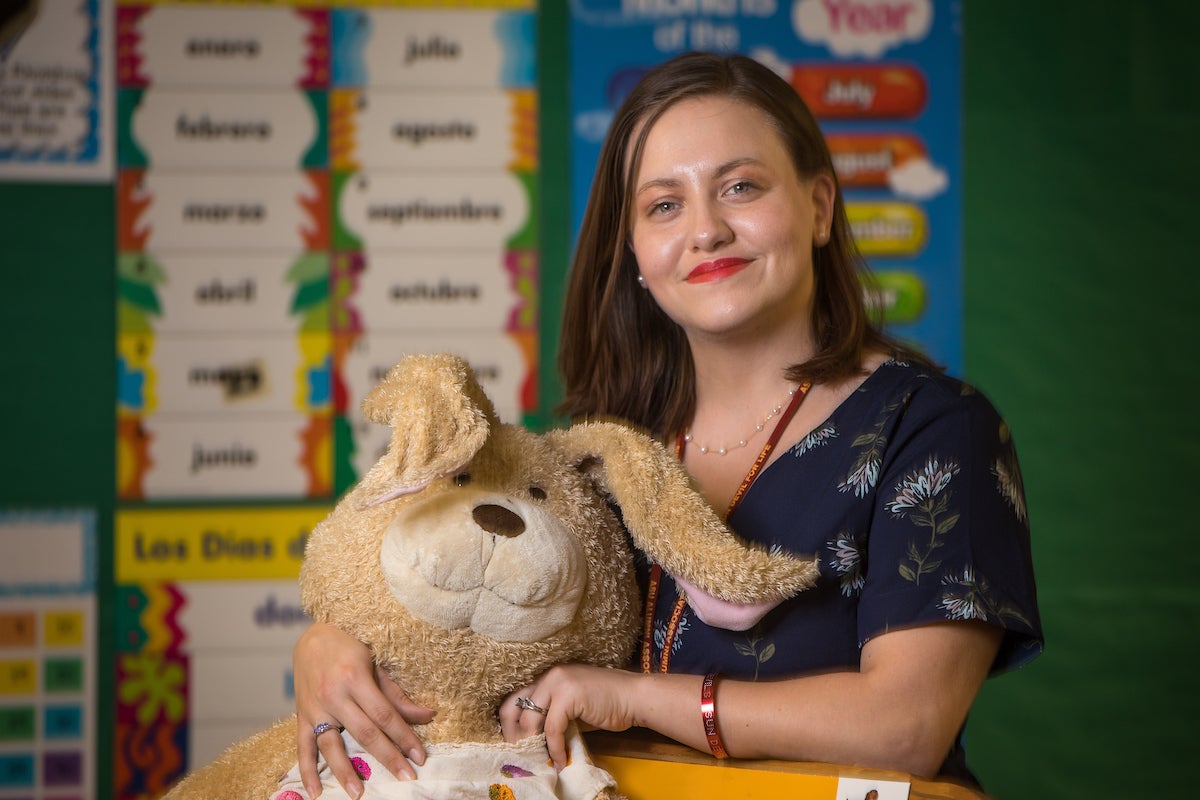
827, 133, 927, 188
791, 64, 927, 119
0, 613, 36, 647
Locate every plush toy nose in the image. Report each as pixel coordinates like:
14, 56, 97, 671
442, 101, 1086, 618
472, 504, 526, 538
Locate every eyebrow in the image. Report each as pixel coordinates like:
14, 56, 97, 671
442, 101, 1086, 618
635, 157, 762, 197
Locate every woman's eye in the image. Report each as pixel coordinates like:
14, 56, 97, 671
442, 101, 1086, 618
726, 180, 755, 196
529, 486, 547, 501
648, 200, 677, 216
454, 473, 471, 487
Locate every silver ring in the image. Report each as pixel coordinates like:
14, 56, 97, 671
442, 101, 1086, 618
313, 722, 342, 737
515, 696, 547, 715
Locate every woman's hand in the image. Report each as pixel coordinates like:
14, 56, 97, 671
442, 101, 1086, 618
499, 664, 641, 768
294, 620, 435, 797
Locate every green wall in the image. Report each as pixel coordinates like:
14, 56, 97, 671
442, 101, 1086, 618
1, 183, 117, 794
959, 3, 1197, 797
1, 3, 1197, 797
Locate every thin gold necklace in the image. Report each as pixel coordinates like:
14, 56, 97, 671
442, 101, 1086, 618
683, 384, 801, 456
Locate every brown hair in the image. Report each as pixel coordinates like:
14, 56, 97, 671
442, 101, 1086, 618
558, 51, 931, 436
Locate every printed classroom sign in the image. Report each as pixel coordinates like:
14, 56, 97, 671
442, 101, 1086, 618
0, 0, 113, 181
0, 510, 97, 800
115, 1, 538, 501
114, 506, 325, 800
115, 2, 336, 502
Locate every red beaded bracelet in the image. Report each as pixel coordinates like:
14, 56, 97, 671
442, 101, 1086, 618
700, 672, 729, 759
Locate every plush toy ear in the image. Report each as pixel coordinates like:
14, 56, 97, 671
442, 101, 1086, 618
360, 353, 496, 501
547, 421, 819, 610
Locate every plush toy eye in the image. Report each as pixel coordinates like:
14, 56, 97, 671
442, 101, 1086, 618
528, 486, 547, 501
455, 473, 472, 487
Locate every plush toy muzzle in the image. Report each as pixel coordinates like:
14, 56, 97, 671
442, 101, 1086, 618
379, 485, 589, 643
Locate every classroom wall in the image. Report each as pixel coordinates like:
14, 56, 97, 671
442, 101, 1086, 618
958, 3, 1197, 797
1, 2, 1196, 798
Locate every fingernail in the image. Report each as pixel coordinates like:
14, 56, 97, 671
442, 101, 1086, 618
348, 782, 363, 800
408, 747, 426, 767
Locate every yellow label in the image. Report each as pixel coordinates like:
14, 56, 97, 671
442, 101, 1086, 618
846, 201, 928, 257
0, 660, 37, 695
116, 507, 330, 582
43, 611, 85, 647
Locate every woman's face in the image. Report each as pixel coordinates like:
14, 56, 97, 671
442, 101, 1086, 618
629, 95, 833, 344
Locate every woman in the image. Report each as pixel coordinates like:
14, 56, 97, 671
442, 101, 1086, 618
293, 52, 1042, 796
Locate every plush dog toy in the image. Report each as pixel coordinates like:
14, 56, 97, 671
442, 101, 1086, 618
162, 353, 818, 800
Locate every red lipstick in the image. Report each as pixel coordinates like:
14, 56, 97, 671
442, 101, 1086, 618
686, 257, 750, 283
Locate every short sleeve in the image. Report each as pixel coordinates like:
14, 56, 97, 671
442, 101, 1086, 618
856, 381, 1044, 674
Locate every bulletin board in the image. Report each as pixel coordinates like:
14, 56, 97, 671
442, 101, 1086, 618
108, 2, 541, 797
115, 3, 540, 503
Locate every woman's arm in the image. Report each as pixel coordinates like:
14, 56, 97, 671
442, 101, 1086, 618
293, 620, 435, 797
502, 620, 1000, 777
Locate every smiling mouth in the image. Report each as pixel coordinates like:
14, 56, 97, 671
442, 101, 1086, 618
686, 258, 750, 283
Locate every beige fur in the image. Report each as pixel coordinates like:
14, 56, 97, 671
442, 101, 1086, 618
162, 353, 818, 800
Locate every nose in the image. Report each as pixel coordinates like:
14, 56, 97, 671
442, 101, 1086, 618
690, 198, 732, 251
472, 503, 525, 538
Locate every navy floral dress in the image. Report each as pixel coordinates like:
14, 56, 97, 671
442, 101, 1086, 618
635, 359, 1043, 782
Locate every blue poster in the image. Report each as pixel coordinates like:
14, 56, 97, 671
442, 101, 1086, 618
570, 0, 963, 374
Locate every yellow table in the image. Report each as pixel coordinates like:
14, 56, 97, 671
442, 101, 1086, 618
586, 731, 988, 800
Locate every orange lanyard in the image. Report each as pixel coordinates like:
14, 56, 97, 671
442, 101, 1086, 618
639, 383, 810, 674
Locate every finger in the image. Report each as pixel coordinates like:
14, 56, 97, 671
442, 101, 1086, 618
499, 684, 539, 741
297, 718, 324, 798
352, 694, 420, 779
335, 699, 418, 782
499, 694, 523, 742
544, 709, 570, 770
376, 668, 434, 766
516, 696, 550, 740
377, 671, 436, 724
311, 722, 362, 799
297, 687, 373, 793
